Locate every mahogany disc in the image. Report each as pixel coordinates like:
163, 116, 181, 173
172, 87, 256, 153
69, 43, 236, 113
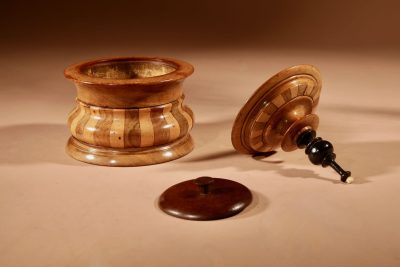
159, 177, 252, 220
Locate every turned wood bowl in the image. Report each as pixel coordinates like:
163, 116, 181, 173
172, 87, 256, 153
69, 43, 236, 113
64, 56, 194, 166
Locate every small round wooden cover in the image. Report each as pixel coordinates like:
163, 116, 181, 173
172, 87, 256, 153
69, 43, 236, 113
159, 177, 252, 220
231, 64, 322, 154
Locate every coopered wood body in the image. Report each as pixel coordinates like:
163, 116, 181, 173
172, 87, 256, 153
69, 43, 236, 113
64, 57, 194, 166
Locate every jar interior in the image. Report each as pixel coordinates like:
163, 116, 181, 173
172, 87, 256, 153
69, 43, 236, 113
83, 60, 177, 79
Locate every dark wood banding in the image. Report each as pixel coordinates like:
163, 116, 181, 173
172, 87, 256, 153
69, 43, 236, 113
151, 107, 170, 146
93, 108, 112, 147
124, 109, 141, 148
65, 56, 194, 166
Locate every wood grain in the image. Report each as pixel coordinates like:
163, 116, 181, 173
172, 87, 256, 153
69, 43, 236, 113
68, 97, 193, 149
65, 57, 194, 166
231, 64, 322, 154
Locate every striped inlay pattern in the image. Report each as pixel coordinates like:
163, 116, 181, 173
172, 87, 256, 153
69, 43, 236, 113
68, 96, 194, 148
248, 77, 320, 151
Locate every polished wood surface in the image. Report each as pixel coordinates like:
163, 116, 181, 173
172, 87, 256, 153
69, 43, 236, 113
231, 65, 321, 154
68, 97, 193, 149
65, 57, 194, 166
2, 49, 400, 267
159, 177, 252, 220
64, 57, 194, 108
231, 65, 353, 183
67, 134, 194, 167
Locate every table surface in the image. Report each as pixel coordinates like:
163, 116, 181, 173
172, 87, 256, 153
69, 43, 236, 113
1, 48, 399, 267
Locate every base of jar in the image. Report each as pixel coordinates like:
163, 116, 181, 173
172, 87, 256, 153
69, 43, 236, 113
66, 135, 194, 167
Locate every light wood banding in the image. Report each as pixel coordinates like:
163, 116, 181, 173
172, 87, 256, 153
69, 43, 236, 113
67, 135, 194, 167
65, 56, 194, 166
109, 110, 125, 148
68, 96, 193, 147
232, 65, 322, 154
163, 104, 181, 141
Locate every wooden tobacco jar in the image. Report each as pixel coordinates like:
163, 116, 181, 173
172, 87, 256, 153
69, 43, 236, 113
64, 57, 194, 166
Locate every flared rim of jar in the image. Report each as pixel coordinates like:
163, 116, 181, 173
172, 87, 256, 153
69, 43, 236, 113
64, 56, 194, 86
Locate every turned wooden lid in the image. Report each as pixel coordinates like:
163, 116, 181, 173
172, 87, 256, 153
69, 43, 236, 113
159, 177, 252, 220
231, 65, 322, 154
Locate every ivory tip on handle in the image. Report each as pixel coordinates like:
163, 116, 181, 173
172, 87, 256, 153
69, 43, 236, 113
345, 176, 354, 184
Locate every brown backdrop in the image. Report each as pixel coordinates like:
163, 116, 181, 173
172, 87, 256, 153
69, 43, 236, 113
2, 0, 400, 51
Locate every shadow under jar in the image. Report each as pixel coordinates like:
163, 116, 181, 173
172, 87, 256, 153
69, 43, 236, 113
64, 57, 195, 166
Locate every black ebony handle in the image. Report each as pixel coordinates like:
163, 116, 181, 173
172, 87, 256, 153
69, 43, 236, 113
296, 129, 353, 183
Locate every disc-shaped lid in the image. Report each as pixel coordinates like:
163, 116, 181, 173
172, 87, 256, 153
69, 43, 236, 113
159, 177, 252, 220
